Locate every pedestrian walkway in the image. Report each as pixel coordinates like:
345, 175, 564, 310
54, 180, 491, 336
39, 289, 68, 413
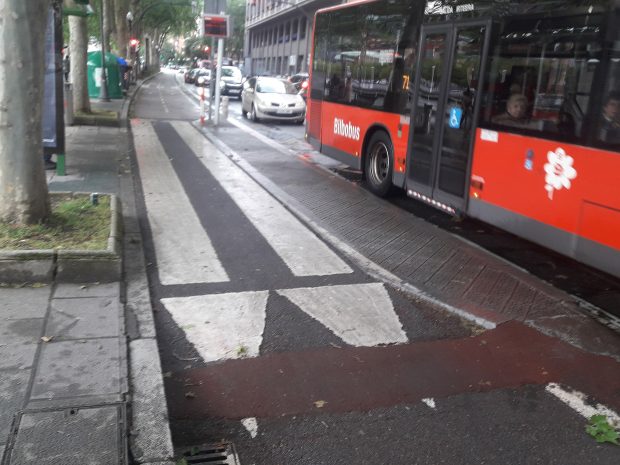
0, 82, 173, 465
196, 116, 620, 361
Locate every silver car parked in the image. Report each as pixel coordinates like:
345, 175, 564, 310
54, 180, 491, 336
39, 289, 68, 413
241, 76, 306, 124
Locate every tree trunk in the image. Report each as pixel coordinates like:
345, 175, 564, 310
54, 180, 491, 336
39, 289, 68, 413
69, 15, 91, 113
112, 0, 129, 57
0, 0, 51, 224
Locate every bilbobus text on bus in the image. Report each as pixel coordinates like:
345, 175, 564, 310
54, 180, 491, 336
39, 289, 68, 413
305, 0, 620, 278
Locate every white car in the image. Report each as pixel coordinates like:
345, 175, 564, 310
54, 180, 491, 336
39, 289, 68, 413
241, 76, 306, 124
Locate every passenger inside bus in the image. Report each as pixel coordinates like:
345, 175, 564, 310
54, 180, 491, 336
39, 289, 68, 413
598, 92, 620, 144
491, 93, 530, 127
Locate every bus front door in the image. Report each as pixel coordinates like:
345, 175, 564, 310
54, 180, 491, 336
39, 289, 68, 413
406, 21, 490, 214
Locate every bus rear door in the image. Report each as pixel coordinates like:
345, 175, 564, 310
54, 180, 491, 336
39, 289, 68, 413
406, 21, 490, 214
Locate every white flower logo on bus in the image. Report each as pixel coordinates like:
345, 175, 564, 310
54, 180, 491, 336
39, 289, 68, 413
544, 147, 577, 200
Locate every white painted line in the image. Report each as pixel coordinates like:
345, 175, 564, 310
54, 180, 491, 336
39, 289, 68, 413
161, 291, 268, 363
241, 417, 259, 438
278, 283, 407, 346
132, 119, 229, 285
171, 121, 353, 277
545, 383, 620, 427
421, 398, 436, 409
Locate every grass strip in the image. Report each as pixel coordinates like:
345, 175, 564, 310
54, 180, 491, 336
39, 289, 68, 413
0, 195, 111, 251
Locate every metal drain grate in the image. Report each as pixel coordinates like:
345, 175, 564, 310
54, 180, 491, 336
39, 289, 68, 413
179, 442, 240, 464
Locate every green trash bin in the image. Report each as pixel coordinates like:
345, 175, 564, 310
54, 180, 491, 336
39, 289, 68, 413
87, 51, 123, 99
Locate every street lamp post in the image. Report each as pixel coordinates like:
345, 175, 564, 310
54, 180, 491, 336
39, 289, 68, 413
98, 0, 110, 101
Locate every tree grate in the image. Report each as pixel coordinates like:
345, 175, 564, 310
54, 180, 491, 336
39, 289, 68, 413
179, 442, 240, 464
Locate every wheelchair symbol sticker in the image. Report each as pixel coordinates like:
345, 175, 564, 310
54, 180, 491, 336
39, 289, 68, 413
449, 107, 463, 129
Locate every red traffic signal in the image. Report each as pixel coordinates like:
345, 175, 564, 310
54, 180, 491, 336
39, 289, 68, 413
129, 38, 140, 47
204, 46, 210, 52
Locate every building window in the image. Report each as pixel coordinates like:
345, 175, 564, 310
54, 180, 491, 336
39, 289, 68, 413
292, 19, 298, 41
285, 21, 291, 42
278, 24, 283, 43
299, 18, 306, 40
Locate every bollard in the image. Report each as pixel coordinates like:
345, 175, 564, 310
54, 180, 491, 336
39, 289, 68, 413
199, 87, 205, 126
221, 96, 229, 122
64, 82, 74, 126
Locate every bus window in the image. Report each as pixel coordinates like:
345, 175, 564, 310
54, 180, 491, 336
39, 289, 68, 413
594, 18, 620, 148
361, 0, 417, 113
310, 13, 330, 101
480, 13, 606, 145
325, 8, 364, 104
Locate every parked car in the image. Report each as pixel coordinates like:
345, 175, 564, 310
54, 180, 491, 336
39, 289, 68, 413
219, 65, 244, 99
289, 72, 309, 90
184, 68, 199, 84
241, 76, 306, 124
194, 68, 212, 87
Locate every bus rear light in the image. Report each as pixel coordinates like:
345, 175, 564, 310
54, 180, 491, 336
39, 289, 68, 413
470, 175, 485, 190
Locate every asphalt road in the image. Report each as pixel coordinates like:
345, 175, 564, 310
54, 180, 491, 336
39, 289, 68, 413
129, 70, 620, 465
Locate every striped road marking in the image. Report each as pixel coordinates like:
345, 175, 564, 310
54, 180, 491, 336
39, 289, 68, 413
161, 283, 406, 363
278, 283, 408, 346
546, 383, 620, 427
161, 291, 269, 363
171, 121, 353, 277
133, 119, 229, 285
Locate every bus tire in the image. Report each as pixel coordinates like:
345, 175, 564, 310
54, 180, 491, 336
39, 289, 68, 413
364, 131, 393, 197
242, 107, 247, 117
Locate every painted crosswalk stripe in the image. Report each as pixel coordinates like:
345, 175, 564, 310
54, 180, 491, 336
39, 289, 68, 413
133, 119, 229, 285
278, 283, 408, 346
161, 291, 269, 363
171, 121, 353, 277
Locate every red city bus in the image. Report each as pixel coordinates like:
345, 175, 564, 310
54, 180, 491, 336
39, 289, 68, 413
306, 0, 620, 278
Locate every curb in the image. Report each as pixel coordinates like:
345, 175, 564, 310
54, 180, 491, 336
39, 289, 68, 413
120, 70, 175, 464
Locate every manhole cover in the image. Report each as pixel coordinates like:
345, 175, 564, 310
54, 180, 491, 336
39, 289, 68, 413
179, 442, 239, 464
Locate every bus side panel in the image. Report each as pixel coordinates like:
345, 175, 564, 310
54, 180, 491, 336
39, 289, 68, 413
306, 98, 322, 149
468, 129, 620, 252
319, 101, 407, 174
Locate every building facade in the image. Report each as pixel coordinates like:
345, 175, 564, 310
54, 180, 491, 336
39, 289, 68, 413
243, 0, 342, 77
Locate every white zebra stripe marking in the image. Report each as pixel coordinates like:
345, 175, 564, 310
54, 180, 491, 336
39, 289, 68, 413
133, 119, 229, 285
171, 121, 353, 277
278, 283, 408, 346
241, 417, 259, 439
161, 291, 268, 363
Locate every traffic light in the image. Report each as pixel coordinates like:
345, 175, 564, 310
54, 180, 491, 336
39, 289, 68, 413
129, 38, 140, 48
204, 46, 210, 53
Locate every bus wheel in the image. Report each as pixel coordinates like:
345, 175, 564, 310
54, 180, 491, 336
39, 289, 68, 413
364, 131, 393, 197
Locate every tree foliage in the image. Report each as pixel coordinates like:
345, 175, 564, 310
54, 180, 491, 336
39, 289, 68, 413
136, 0, 198, 48
225, 0, 245, 61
